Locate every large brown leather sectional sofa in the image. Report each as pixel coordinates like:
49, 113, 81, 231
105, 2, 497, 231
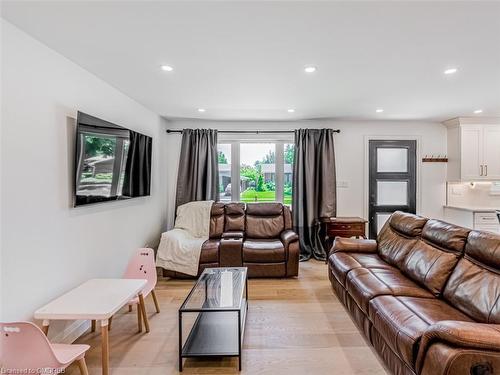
164, 202, 299, 278
328, 211, 500, 375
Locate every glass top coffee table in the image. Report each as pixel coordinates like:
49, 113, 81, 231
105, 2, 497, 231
178, 267, 248, 371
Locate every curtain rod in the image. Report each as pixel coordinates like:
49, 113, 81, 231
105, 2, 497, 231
166, 129, 340, 134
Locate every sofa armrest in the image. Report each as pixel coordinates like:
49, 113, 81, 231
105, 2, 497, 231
416, 321, 500, 374
330, 237, 378, 256
221, 231, 244, 239
281, 230, 299, 249
219, 237, 243, 267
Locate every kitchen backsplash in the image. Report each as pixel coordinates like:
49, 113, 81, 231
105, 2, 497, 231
447, 181, 500, 208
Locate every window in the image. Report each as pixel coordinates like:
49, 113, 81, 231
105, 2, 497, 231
217, 144, 232, 202
240, 143, 276, 203
217, 140, 293, 205
284, 143, 294, 205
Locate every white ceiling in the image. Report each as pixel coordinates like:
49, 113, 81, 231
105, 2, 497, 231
3, 1, 500, 121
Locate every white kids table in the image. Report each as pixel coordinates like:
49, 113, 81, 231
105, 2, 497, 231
34, 278, 148, 375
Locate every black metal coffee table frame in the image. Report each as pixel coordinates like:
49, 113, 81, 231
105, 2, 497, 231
178, 267, 248, 371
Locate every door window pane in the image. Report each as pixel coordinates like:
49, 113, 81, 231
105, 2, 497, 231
376, 213, 392, 234
284, 143, 294, 205
218, 144, 232, 202
377, 148, 408, 172
240, 143, 276, 202
377, 180, 408, 205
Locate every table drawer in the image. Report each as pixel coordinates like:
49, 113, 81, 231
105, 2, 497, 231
328, 223, 364, 233
328, 230, 365, 238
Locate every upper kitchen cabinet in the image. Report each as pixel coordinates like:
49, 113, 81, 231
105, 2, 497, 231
445, 118, 500, 181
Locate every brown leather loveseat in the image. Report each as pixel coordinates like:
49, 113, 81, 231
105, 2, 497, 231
164, 202, 299, 278
328, 211, 500, 375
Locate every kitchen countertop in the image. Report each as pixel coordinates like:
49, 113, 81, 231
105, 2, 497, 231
444, 205, 499, 213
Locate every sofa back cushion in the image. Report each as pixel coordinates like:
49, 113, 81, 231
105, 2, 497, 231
245, 203, 284, 239
284, 205, 293, 230
377, 211, 428, 268
401, 220, 469, 296
443, 230, 500, 323
209, 203, 225, 238
225, 202, 246, 231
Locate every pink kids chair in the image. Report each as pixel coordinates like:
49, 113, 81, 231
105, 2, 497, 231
0, 321, 90, 374
124, 248, 160, 332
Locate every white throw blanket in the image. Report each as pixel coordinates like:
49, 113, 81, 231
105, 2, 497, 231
156, 200, 214, 276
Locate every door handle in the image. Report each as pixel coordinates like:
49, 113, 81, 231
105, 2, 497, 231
485, 165, 488, 176
480, 165, 484, 176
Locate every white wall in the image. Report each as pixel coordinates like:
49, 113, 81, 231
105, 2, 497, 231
165, 119, 447, 228
1, 21, 168, 339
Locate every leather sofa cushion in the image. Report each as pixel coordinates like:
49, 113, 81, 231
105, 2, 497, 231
377, 212, 427, 268
443, 257, 500, 323
246, 202, 283, 215
369, 296, 473, 367
421, 219, 470, 253
225, 202, 245, 215
225, 203, 246, 231
243, 239, 285, 262
346, 267, 433, 314
466, 230, 500, 269
246, 214, 284, 238
209, 203, 225, 239
385, 211, 428, 237
329, 252, 393, 287
401, 239, 461, 296
200, 240, 220, 263
225, 215, 245, 231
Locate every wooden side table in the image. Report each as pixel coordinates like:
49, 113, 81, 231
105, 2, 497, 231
319, 217, 368, 259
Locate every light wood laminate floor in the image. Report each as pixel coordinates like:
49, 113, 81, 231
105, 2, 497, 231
66, 260, 387, 374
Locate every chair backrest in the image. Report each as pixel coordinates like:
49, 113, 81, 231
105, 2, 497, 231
0, 322, 61, 369
377, 211, 428, 268
245, 203, 285, 239
224, 202, 246, 232
209, 203, 225, 238
124, 248, 157, 296
443, 230, 500, 323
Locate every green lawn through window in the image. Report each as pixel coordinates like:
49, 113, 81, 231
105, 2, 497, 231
240, 189, 292, 205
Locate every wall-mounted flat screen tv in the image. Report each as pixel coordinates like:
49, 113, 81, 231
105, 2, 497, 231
74, 111, 152, 207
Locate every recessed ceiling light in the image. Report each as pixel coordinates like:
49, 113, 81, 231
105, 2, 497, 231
444, 67, 458, 75
287, 109, 295, 113
376, 108, 384, 113
474, 109, 483, 114
197, 108, 206, 113
304, 66, 317, 73
161, 65, 173, 72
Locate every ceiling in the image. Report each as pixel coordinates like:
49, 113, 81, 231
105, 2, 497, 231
3, 1, 500, 121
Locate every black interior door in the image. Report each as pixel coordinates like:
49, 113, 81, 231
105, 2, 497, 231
368, 140, 416, 239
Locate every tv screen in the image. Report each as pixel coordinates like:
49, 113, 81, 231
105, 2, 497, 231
74, 111, 152, 207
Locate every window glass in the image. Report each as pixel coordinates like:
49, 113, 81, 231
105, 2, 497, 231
240, 143, 276, 203
284, 143, 294, 205
218, 144, 232, 202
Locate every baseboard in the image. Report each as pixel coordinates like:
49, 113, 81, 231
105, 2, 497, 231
51, 319, 90, 344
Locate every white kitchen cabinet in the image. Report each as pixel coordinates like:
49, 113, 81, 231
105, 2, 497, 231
483, 126, 500, 179
445, 118, 500, 181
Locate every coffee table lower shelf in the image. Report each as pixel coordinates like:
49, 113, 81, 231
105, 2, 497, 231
179, 300, 247, 371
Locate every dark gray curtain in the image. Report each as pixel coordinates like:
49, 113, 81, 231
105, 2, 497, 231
292, 128, 337, 261
175, 129, 219, 207
123, 130, 152, 197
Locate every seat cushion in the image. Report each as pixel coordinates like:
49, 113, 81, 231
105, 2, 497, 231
369, 296, 473, 367
346, 267, 433, 314
329, 252, 393, 287
200, 240, 220, 263
243, 239, 285, 262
